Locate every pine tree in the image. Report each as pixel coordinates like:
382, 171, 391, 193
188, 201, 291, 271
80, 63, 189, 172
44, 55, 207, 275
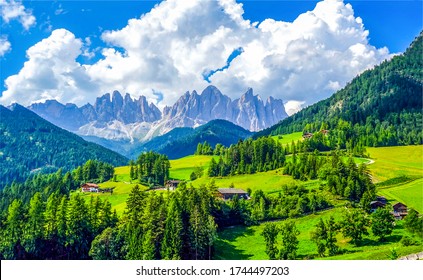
161, 196, 183, 260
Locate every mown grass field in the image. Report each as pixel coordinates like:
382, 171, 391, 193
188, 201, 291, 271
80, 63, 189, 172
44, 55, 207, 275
367, 145, 423, 182
169, 155, 217, 180
271, 132, 303, 145
378, 178, 423, 213
190, 169, 298, 194
214, 207, 423, 260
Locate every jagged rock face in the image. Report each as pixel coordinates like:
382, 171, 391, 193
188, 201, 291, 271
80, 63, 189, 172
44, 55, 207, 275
29, 91, 162, 132
162, 85, 287, 132
28, 86, 288, 141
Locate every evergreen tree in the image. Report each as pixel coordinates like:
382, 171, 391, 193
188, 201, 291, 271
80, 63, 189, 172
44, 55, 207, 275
161, 196, 183, 260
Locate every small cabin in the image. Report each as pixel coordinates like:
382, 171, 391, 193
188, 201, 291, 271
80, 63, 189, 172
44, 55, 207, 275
393, 202, 407, 214
218, 188, 249, 200
302, 132, 313, 139
165, 180, 181, 190
370, 201, 386, 212
81, 183, 99, 193
392, 202, 408, 220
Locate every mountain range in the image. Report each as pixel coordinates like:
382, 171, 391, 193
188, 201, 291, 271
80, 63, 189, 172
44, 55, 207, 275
29, 85, 287, 142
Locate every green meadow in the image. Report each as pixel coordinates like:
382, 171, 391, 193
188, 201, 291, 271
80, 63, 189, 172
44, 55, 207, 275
169, 155, 217, 180
378, 178, 423, 213
271, 132, 303, 145
80, 144, 423, 259
367, 145, 423, 182
214, 207, 423, 260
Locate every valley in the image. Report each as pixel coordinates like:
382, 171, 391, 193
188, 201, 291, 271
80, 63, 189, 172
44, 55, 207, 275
0, 31, 421, 261
78, 139, 422, 260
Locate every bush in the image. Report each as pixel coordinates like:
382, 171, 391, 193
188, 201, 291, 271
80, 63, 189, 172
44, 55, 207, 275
400, 236, 416, 247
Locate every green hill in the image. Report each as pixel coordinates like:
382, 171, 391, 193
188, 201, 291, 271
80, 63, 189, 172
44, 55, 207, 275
256, 33, 423, 147
136, 119, 252, 159
0, 104, 128, 188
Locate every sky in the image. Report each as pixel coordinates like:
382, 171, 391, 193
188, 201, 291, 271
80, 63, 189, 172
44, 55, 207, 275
0, 0, 422, 115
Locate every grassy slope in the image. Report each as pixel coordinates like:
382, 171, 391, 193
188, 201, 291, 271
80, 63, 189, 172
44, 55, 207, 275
271, 132, 303, 145
215, 145, 423, 260
378, 178, 423, 213
367, 145, 423, 182
169, 155, 217, 180
214, 207, 423, 260
367, 145, 423, 213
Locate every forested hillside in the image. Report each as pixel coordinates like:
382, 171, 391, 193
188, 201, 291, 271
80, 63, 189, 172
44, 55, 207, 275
0, 104, 128, 188
137, 119, 252, 159
257, 33, 423, 147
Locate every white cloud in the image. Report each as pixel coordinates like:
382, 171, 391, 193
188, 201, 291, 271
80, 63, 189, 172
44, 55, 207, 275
1, 0, 391, 111
0, 35, 11, 57
1, 29, 98, 106
0, 0, 36, 30
284, 100, 306, 116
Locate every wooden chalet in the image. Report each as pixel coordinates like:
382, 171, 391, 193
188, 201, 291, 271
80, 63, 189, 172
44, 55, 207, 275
302, 132, 313, 139
392, 202, 408, 220
81, 183, 99, 193
370, 201, 386, 212
165, 180, 181, 190
217, 188, 249, 200
320, 129, 329, 135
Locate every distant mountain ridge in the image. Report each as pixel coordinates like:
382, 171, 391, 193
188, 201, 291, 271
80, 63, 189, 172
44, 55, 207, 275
28, 85, 287, 142
0, 104, 128, 187
29, 91, 162, 133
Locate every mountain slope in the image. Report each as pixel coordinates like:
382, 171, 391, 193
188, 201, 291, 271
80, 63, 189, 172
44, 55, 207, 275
0, 104, 128, 187
256, 32, 423, 146
136, 119, 253, 159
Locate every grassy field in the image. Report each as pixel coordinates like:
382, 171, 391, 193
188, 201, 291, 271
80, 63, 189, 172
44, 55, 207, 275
378, 178, 423, 213
367, 145, 423, 182
190, 169, 298, 194
169, 155, 217, 180
214, 207, 423, 260
271, 132, 303, 145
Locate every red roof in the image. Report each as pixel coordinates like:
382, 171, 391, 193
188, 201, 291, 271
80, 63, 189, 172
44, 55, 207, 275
82, 183, 99, 188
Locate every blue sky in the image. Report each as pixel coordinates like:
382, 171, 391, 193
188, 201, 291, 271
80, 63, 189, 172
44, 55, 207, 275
0, 0, 422, 114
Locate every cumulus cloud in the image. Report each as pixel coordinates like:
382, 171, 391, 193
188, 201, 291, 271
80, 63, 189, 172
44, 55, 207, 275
0, 36, 11, 57
1, 0, 391, 112
284, 100, 306, 116
0, 0, 36, 30
1, 29, 98, 106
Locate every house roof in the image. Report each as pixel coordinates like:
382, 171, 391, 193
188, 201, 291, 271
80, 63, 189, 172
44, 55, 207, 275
370, 201, 385, 207
82, 183, 99, 188
218, 188, 248, 195
393, 202, 407, 209
166, 180, 181, 185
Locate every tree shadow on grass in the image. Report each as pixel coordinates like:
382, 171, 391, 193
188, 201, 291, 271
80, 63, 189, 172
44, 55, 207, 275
213, 226, 255, 260
354, 234, 403, 247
